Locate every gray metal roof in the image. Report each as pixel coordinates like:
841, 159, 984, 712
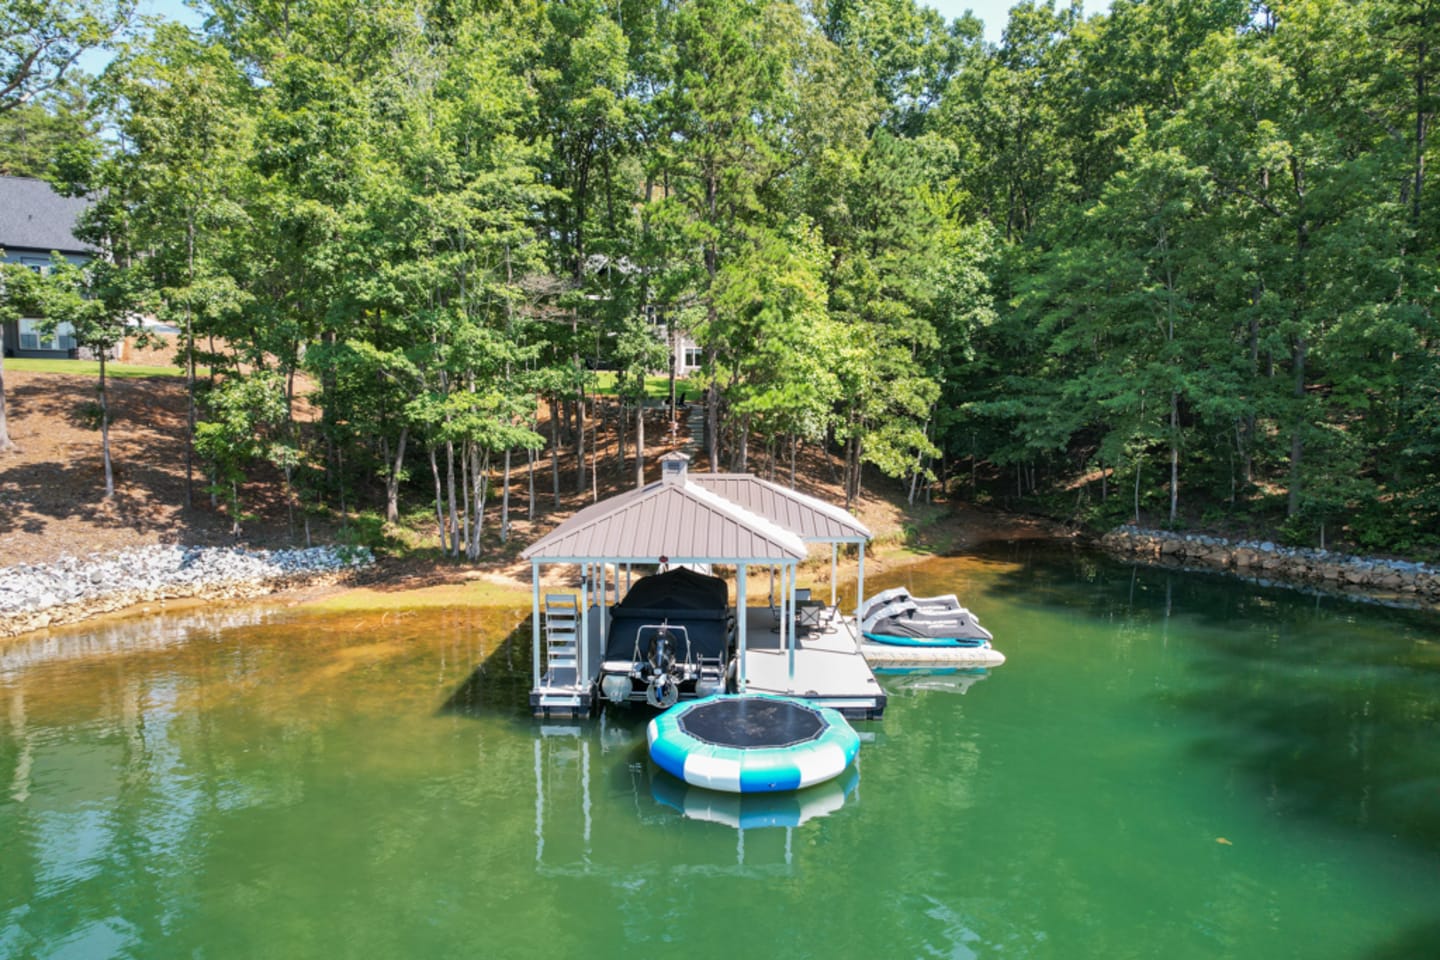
0, 176, 93, 256
688, 474, 871, 541
521, 479, 809, 563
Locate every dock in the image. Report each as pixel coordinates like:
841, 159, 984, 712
532, 602, 887, 720
521, 452, 884, 721
738, 606, 885, 719
858, 639, 1006, 668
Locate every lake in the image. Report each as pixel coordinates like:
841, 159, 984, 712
3, 545, 1439, 959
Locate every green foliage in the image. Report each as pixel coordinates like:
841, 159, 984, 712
24, 0, 1435, 558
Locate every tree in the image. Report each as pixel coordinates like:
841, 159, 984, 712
33, 255, 142, 498
0, 78, 95, 177
661, 0, 802, 472
1, 0, 134, 111
611, 313, 668, 487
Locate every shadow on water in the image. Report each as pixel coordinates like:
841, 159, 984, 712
438, 615, 537, 722
978, 541, 1440, 857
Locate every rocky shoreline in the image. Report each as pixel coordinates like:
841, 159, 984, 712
0, 545, 374, 639
1100, 525, 1440, 606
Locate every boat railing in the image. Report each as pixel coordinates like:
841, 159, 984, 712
632, 622, 695, 671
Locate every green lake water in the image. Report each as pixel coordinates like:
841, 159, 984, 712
3, 545, 1439, 959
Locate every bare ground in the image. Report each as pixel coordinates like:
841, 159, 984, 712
0, 369, 302, 563
0, 366, 1074, 609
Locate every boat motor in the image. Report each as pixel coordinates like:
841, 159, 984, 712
643, 624, 682, 709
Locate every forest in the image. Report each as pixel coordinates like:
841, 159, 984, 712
1, 0, 1437, 558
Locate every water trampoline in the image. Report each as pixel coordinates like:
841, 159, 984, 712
647, 694, 860, 794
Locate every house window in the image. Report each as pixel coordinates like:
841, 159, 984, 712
18, 318, 76, 352
683, 347, 703, 369
20, 258, 49, 275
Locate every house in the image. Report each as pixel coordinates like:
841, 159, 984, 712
644, 303, 704, 377
0, 175, 94, 358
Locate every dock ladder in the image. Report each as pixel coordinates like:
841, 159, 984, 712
543, 593, 580, 677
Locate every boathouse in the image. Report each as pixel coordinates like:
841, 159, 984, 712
520, 453, 882, 719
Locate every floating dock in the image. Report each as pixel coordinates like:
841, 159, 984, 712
858, 638, 1006, 668
739, 607, 885, 718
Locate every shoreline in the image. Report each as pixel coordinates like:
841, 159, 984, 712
7, 512, 1440, 645
1100, 525, 1440, 611
0, 545, 374, 640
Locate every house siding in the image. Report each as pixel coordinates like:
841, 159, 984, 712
1, 175, 95, 361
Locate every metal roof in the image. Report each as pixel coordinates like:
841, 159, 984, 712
688, 474, 871, 541
521, 479, 810, 564
0, 176, 92, 256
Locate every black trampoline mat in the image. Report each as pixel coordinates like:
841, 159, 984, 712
678, 698, 826, 749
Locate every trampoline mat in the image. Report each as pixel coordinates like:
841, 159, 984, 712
677, 698, 826, 749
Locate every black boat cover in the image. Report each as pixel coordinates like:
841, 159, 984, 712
606, 568, 732, 661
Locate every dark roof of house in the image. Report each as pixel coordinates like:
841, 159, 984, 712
0, 176, 93, 256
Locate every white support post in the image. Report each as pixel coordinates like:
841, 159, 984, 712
830, 543, 838, 608
778, 563, 788, 657
579, 565, 590, 687
736, 564, 748, 693
786, 562, 796, 690
531, 562, 542, 688
599, 562, 607, 632
856, 543, 866, 619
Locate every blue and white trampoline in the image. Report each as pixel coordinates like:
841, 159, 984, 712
647, 694, 860, 794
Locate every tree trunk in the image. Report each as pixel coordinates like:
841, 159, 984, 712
1287, 336, 1308, 518
1169, 391, 1179, 524
611, 394, 622, 478
550, 395, 561, 508
1133, 456, 1142, 525
575, 384, 586, 494
635, 399, 646, 488
527, 442, 536, 521
184, 219, 196, 509
99, 350, 113, 499
501, 450, 512, 543
0, 349, 14, 453
460, 441, 472, 554
430, 445, 447, 551
1286, 157, 1310, 519
1414, 36, 1428, 228
468, 449, 490, 560
385, 427, 408, 524
446, 440, 460, 558
706, 365, 720, 473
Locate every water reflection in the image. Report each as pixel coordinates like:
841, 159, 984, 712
874, 666, 990, 697
650, 764, 859, 831
0, 604, 282, 679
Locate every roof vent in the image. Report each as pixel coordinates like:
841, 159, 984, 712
660, 451, 690, 485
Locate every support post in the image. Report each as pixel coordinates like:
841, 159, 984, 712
786, 562, 796, 690
830, 543, 838, 608
531, 562, 542, 689
856, 543, 866, 619
599, 562, 607, 634
579, 564, 590, 689
736, 564, 748, 693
